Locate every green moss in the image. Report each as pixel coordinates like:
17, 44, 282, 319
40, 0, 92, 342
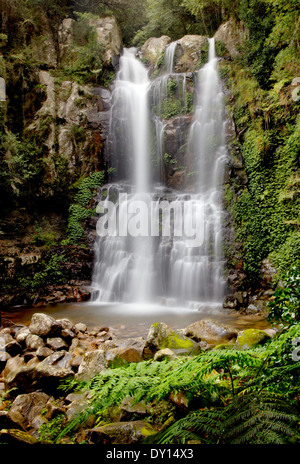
236, 329, 271, 349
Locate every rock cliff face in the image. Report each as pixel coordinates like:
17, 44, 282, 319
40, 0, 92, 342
0, 15, 123, 307
26, 15, 122, 193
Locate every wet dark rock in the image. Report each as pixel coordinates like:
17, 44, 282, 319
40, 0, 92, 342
5, 340, 23, 357
0, 411, 25, 431
223, 295, 238, 309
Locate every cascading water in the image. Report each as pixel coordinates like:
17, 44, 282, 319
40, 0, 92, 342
164, 38, 227, 304
92, 38, 227, 310
92, 48, 155, 303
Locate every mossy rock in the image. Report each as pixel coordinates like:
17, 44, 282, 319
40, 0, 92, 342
236, 329, 271, 350
84, 420, 157, 444
0, 428, 39, 444
143, 322, 200, 359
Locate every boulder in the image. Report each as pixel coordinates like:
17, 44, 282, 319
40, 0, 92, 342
9, 392, 50, 429
76, 349, 107, 381
4, 361, 73, 395
176, 35, 207, 72
82, 420, 157, 444
141, 36, 171, 64
88, 16, 122, 63
46, 337, 68, 351
0, 429, 39, 444
143, 322, 200, 359
236, 329, 271, 350
0, 411, 25, 431
183, 319, 238, 345
29, 313, 62, 338
214, 19, 247, 57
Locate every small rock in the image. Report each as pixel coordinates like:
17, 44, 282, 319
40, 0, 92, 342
106, 347, 142, 368
70, 355, 83, 370
153, 348, 177, 362
223, 295, 238, 309
262, 328, 277, 338
15, 327, 31, 344
44, 398, 66, 420
118, 397, 147, 421
66, 399, 91, 422
61, 328, 76, 343
74, 323, 87, 334
36, 346, 54, 359
40, 351, 67, 366
56, 318, 74, 330
169, 391, 190, 408
0, 351, 11, 373
26, 334, 45, 351
46, 337, 68, 351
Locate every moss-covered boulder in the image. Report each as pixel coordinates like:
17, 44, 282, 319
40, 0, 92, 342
143, 322, 200, 359
0, 428, 39, 444
81, 420, 157, 444
236, 329, 271, 349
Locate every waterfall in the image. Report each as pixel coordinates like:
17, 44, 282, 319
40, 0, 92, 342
92, 38, 227, 308
165, 38, 227, 303
92, 48, 155, 303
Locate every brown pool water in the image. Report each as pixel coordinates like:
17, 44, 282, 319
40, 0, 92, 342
1, 301, 271, 339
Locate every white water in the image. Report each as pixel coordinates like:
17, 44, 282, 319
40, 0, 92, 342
92, 39, 227, 309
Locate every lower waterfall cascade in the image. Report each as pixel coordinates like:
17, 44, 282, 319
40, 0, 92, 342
91, 38, 228, 309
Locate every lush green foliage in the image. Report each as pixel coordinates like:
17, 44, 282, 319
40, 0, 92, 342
42, 323, 300, 444
268, 267, 300, 326
0, 131, 45, 207
133, 0, 202, 46
65, 171, 105, 244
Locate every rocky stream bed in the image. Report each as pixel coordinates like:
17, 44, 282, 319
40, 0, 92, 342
0, 311, 276, 444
